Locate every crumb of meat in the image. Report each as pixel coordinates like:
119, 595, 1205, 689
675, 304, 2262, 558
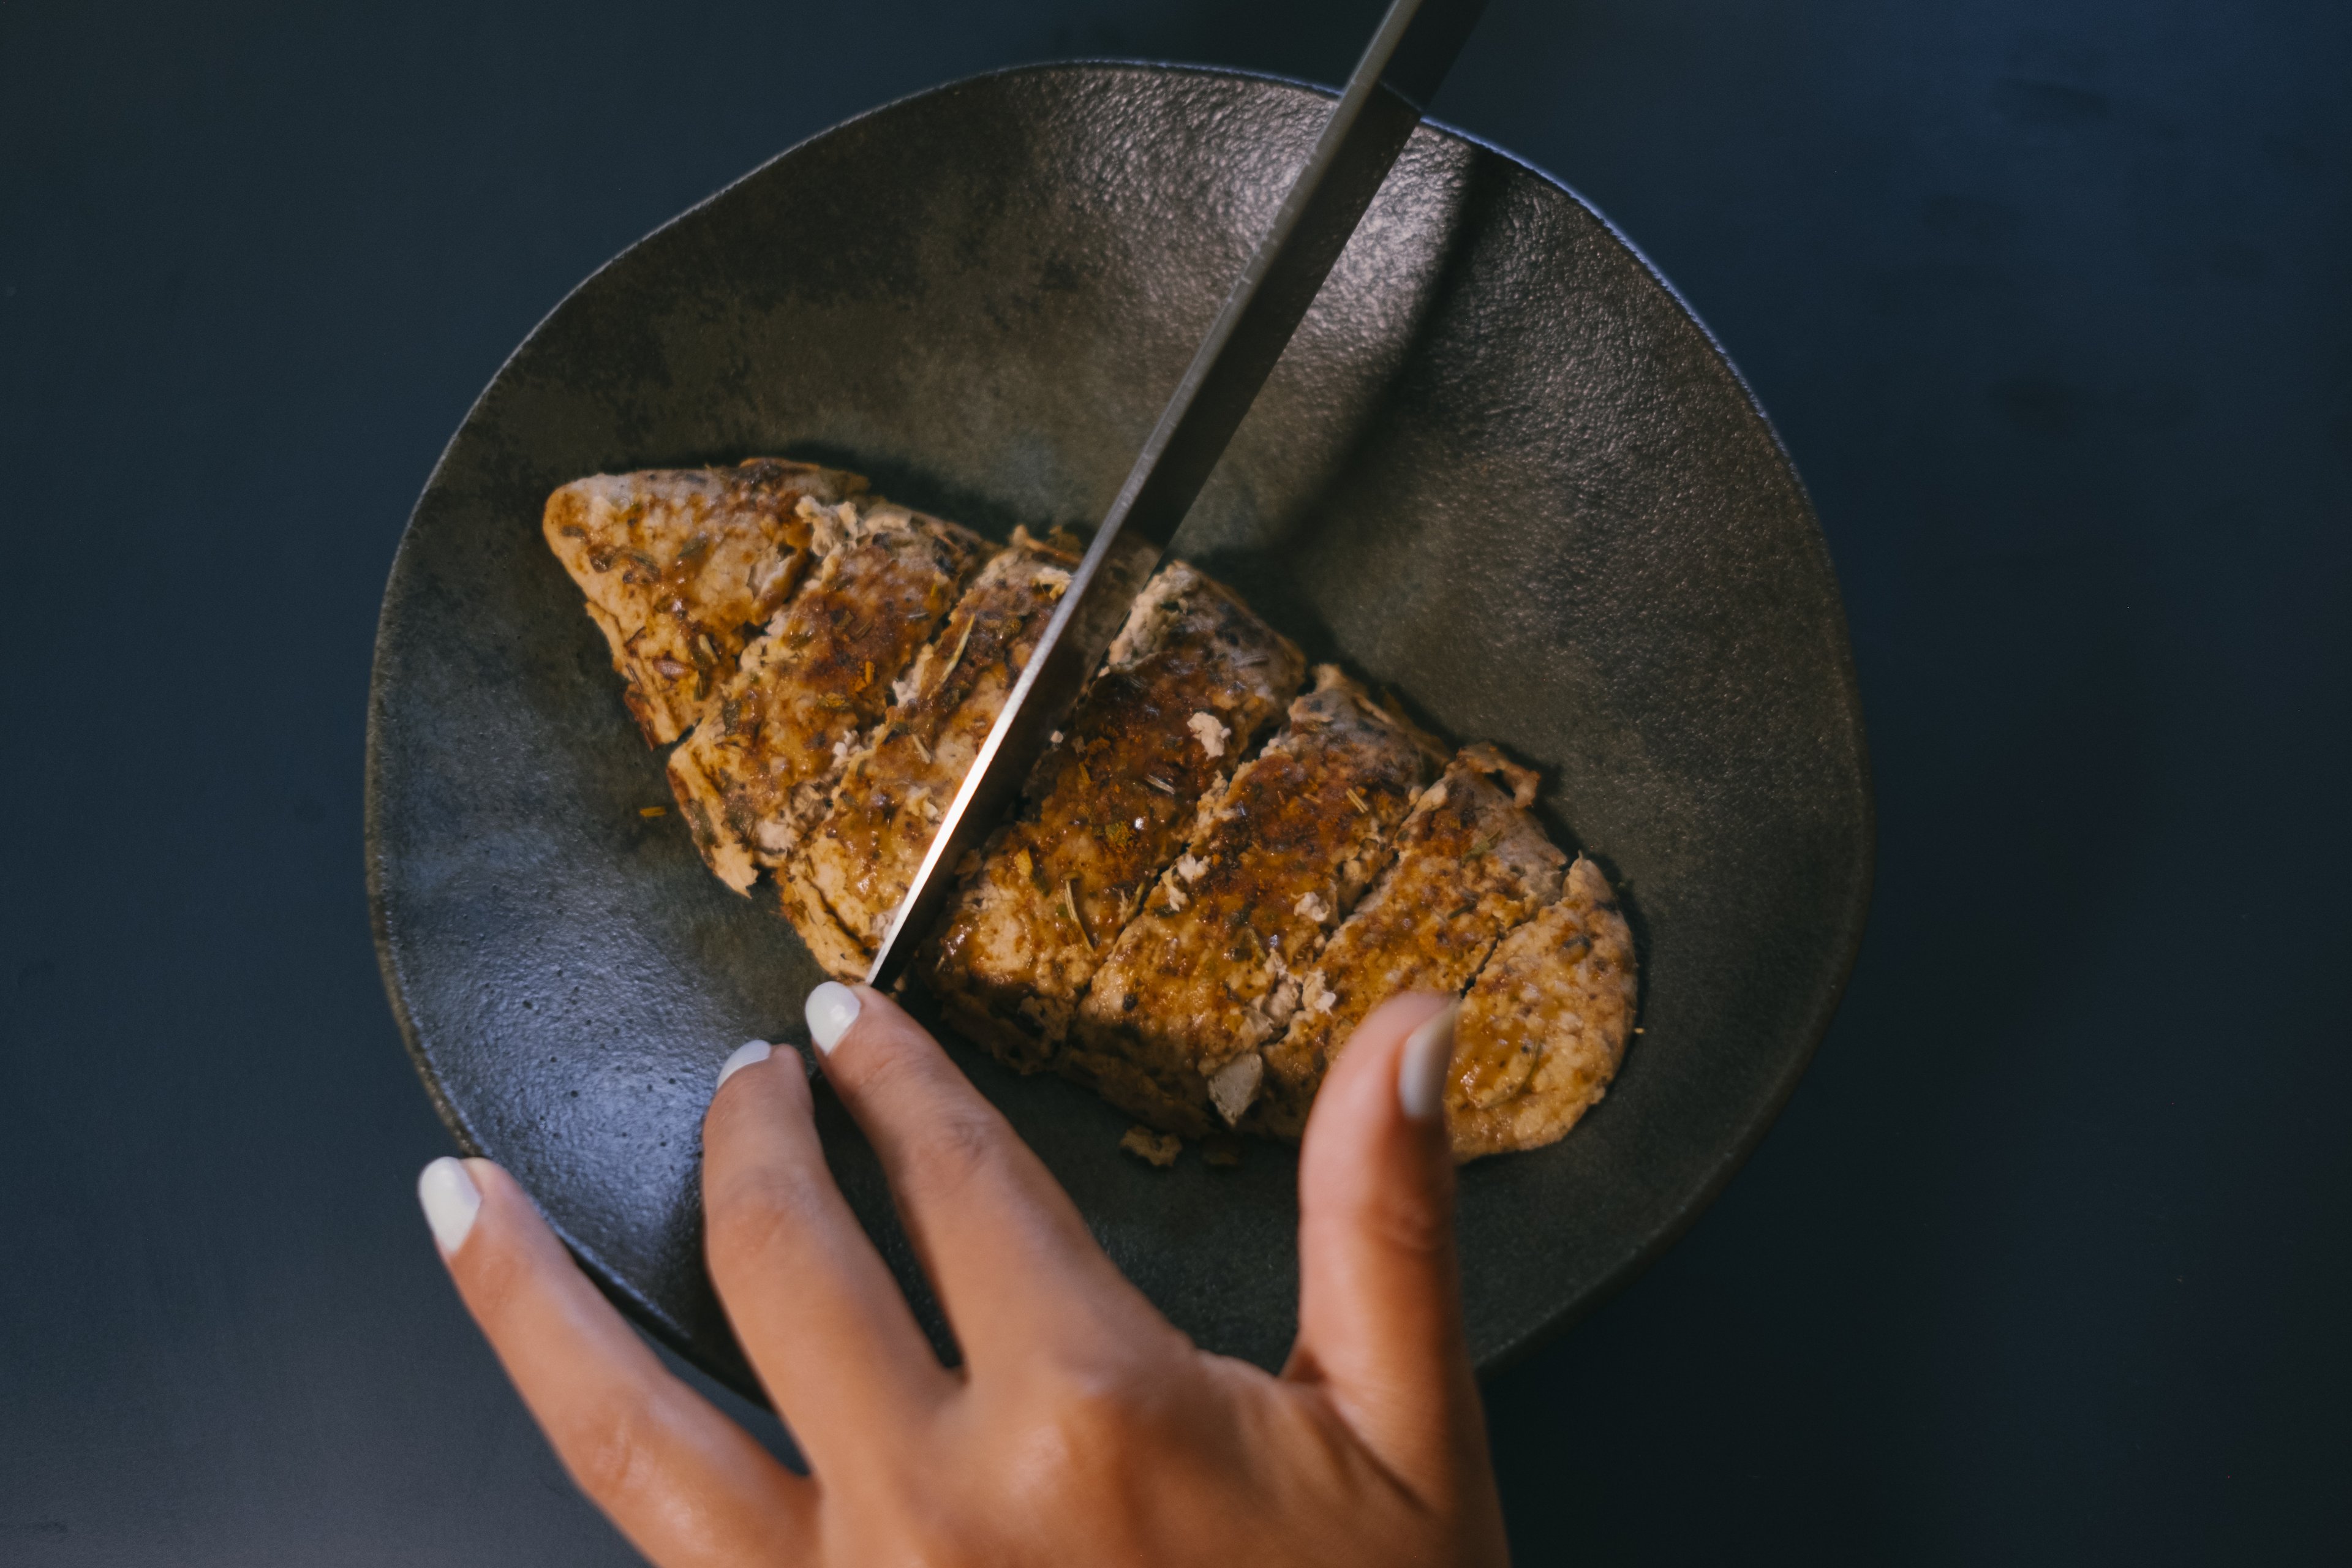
1102, 566, 1199, 666
1188, 712, 1230, 758
1298, 971, 1335, 1015
1119, 1126, 1183, 1167
1207, 1052, 1264, 1125
1293, 890, 1330, 923
1175, 853, 1208, 881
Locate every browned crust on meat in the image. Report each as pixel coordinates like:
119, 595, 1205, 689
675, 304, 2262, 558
552, 458, 1634, 1164
1066, 667, 1446, 1133
785, 529, 1080, 978
543, 459, 867, 745
778, 872, 874, 982
668, 498, 990, 894
1250, 744, 1567, 1139
922, 562, 1305, 1068
1446, 856, 1638, 1159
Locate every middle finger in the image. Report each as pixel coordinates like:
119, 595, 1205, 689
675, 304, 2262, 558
803, 986, 1170, 1362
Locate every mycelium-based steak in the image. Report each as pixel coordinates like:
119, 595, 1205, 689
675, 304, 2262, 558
1250, 744, 1569, 1144
783, 527, 1081, 979
1444, 855, 1638, 1158
1063, 667, 1447, 1136
924, 561, 1303, 1068
542, 458, 867, 746
668, 497, 990, 894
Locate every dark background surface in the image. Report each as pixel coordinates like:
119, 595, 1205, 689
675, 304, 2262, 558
2, 0, 2345, 1561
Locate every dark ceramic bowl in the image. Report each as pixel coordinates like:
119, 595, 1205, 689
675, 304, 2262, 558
366, 62, 1872, 1395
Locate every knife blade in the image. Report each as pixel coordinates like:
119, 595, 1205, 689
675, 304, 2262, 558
865, 0, 1490, 989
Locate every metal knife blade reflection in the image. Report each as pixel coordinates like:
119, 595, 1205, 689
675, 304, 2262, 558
865, 0, 1488, 989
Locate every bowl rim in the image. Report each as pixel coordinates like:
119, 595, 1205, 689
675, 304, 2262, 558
364, 56, 1877, 1390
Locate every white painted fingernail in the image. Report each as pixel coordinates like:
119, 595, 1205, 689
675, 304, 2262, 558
805, 981, 860, 1054
418, 1157, 481, 1256
715, 1039, 772, 1093
1398, 1002, 1459, 1123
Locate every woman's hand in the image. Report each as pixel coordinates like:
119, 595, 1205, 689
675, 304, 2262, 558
417, 986, 1509, 1567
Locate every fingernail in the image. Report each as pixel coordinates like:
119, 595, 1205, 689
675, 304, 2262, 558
805, 981, 860, 1054
417, 1156, 481, 1256
1398, 1001, 1459, 1123
715, 1039, 771, 1093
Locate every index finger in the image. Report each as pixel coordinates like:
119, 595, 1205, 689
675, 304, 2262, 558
424, 1158, 815, 1568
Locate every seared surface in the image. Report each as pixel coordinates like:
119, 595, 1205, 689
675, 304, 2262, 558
786, 529, 1080, 978
925, 562, 1303, 1066
543, 466, 1638, 1163
542, 459, 865, 745
1252, 744, 1567, 1139
1448, 856, 1638, 1158
1067, 667, 1445, 1134
668, 498, 989, 894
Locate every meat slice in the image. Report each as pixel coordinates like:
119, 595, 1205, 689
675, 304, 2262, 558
923, 562, 1305, 1067
542, 458, 867, 745
783, 528, 1082, 979
668, 498, 990, 894
1251, 745, 1567, 1139
1446, 856, 1638, 1159
1065, 668, 1446, 1135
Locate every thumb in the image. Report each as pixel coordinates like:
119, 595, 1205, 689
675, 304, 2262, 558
1287, 991, 1491, 1504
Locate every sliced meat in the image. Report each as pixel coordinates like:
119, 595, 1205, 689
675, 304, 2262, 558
542, 458, 867, 745
923, 562, 1305, 1068
1251, 744, 1567, 1139
668, 497, 990, 894
1446, 856, 1638, 1159
783, 528, 1082, 979
1065, 667, 1446, 1134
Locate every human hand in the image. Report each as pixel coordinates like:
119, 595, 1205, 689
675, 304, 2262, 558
417, 985, 1509, 1567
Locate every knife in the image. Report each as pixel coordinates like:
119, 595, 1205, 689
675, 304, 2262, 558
865, 0, 1491, 989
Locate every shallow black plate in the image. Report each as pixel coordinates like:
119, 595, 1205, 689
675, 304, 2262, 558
366, 62, 1872, 1394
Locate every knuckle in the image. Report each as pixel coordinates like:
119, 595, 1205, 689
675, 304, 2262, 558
554, 1380, 665, 1507
703, 1164, 823, 1267
839, 1036, 941, 1106
1358, 1187, 1452, 1259
1030, 1355, 1164, 1450
896, 1103, 1009, 1194
888, 1512, 982, 1568
979, 1352, 1192, 1534
459, 1232, 537, 1329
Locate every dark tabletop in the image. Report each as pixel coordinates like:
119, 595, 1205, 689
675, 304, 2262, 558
3, 1, 2345, 1562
